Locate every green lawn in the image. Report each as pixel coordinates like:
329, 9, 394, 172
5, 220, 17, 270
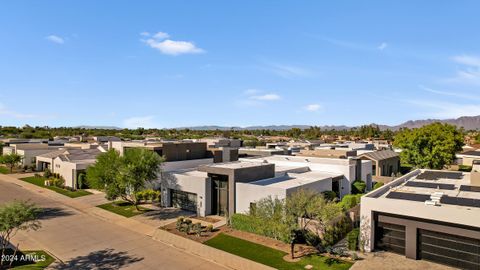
97, 201, 152, 218
0, 166, 9, 174
21, 176, 92, 198
204, 233, 352, 270
3, 250, 55, 269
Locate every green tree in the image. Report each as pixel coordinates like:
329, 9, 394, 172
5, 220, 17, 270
0, 153, 22, 173
0, 200, 41, 265
86, 149, 163, 210
393, 123, 464, 169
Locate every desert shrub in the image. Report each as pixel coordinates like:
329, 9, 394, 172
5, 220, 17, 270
230, 213, 291, 243
43, 168, 52, 178
136, 190, 145, 202
338, 194, 363, 210
77, 173, 87, 189
373, 182, 384, 190
322, 191, 337, 201
34, 173, 41, 178
459, 165, 472, 172
51, 177, 65, 188
351, 181, 366, 194
192, 222, 202, 236
206, 224, 214, 232
347, 228, 360, 251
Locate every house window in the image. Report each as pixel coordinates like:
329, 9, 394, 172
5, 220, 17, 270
372, 165, 376, 176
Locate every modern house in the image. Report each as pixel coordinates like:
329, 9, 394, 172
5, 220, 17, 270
359, 150, 400, 177
297, 148, 357, 159
3, 143, 62, 167
36, 147, 106, 189
160, 154, 372, 217
360, 169, 480, 269
457, 150, 480, 166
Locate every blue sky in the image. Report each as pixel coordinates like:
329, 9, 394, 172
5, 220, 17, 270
1, 1, 479, 128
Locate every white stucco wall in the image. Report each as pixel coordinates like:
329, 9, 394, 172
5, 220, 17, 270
235, 182, 287, 214
52, 157, 77, 188
160, 171, 211, 217
17, 149, 58, 167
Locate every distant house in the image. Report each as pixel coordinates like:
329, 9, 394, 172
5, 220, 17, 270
36, 147, 105, 189
2, 143, 61, 167
457, 150, 480, 166
359, 150, 400, 177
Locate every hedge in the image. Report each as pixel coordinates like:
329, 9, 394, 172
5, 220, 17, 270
373, 182, 384, 190
230, 213, 291, 243
338, 194, 362, 210
351, 181, 366, 194
347, 228, 360, 251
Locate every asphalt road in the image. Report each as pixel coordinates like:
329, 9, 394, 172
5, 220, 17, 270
0, 177, 227, 270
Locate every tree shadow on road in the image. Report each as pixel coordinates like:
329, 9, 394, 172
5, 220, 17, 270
37, 207, 73, 220
52, 248, 143, 270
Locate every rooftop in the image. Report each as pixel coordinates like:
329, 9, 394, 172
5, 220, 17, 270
369, 169, 480, 208
248, 171, 341, 189
359, 150, 399, 161
203, 161, 271, 170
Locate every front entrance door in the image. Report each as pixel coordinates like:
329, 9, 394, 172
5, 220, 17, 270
211, 174, 229, 216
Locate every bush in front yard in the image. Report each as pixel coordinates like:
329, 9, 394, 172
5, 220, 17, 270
373, 182, 384, 190
351, 181, 366, 194
338, 194, 362, 210
347, 228, 360, 251
230, 213, 291, 243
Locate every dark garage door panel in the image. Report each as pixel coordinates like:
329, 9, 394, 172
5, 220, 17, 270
375, 222, 406, 255
170, 189, 197, 212
418, 229, 480, 270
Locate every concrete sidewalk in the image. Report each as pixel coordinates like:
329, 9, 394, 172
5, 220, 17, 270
1, 173, 269, 270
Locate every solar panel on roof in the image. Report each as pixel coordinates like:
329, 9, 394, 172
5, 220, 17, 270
386, 191, 431, 202
459, 185, 480, 193
416, 171, 463, 181
440, 196, 480, 208
404, 181, 455, 190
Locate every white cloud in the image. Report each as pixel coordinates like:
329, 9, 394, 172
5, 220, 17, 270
141, 31, 204, 56
452, 55, 480, 67
419, 85, 480, 101
446, 54, 480, 85
244, 89, 259, 95
407, 100, 480, 119
265, 63, 312, 79
377, 42, 388, 50
123, 116, 157, 128
153, 31, 170, 39
0, 103, 40, 119
45, 35, 65, 44
140, 31, 150, 37
250, 94, 281, 101
305, 104, 321, 112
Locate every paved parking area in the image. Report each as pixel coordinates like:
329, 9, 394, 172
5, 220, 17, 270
0, 175, 227, 270
351, 251, 455, 270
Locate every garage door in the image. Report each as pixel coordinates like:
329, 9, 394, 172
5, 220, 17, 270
375, 222, 405, 255
170, 189, 197, 212
418, 229, 480, 270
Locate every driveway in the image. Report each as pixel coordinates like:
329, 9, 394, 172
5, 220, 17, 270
351, 251, 455, 270
0, 175, 227, 270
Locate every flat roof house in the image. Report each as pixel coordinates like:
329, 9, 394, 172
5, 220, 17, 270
359, 150, 400, 178
457, 150, 480, 166
360, 169, 480, 269
160, 155, 372, 217
3, 143, 61, 167
37, 148, 105, 189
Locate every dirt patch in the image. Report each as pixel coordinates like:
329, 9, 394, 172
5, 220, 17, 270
188, 215, 221, 223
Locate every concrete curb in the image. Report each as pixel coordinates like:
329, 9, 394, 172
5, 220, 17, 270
2, 174, 273, 270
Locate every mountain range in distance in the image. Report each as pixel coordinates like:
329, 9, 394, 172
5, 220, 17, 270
179, 115, 480, 131
73, 115, 480, 131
